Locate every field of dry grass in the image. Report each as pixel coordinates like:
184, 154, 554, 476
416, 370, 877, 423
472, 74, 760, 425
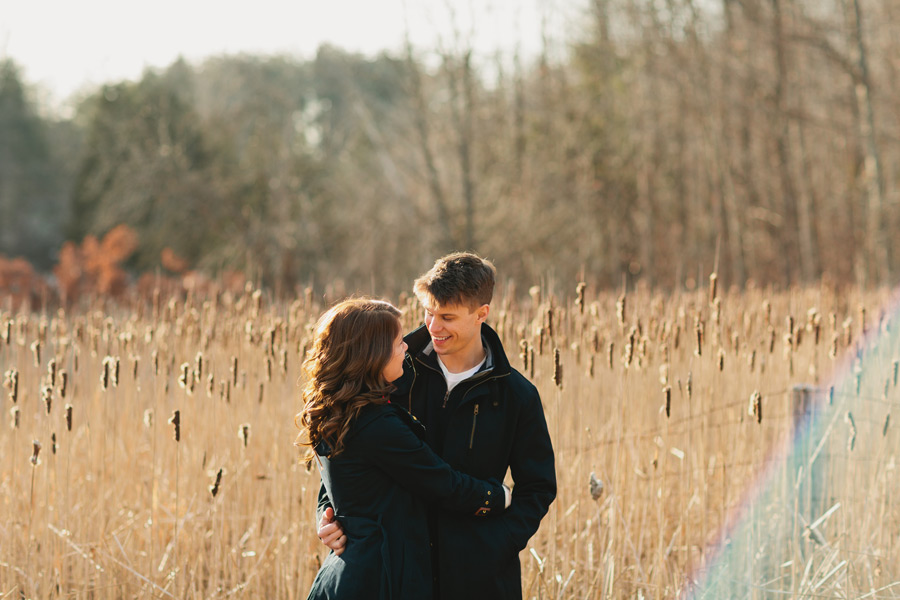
1, 281, 898, 598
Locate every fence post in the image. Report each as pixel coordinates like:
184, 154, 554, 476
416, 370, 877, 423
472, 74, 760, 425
790, 384, 827, 545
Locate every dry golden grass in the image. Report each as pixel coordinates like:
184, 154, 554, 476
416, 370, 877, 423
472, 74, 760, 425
1, 281, 898, 598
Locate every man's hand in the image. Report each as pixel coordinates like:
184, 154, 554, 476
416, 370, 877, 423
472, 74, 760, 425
317, 507, 347, 556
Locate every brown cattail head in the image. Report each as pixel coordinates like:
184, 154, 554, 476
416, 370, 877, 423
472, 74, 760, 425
51, 432, 57, 455
65, 404, 73, 431
686, 371, 693, 400
30, 339, 41, 367
143, 409, 154, 429
195, 352, 204, 382
59, 370, 68, 399
209, 468, 224, 498
749, 391, 762, 424
131, 355, 140, 380
519, 340, 529, 371
280, 349, 288, 376
663, 385, 672, 418
607, 342, 614, 370
112, 356, 120, 387
178, 362, 190, 392
10, 406, 19, 429
207, 373, 215, 398
239, 423, 250, 448
42, 385, 52, 415
709, 272, 718, 305
231, 356, 239, 387
100, 357, 110, 391
717, 348, 725, 372
48, 359, 57, 388
552, 348, 562, 388
575, 282, 586, 315
3, 320, 10, 345
169, 410, 181, 442
694, 317, 703, 357
151, 350, 159, 376
265, 356, 272, 382
3, 369, 18, 404
31, 440, 41, 466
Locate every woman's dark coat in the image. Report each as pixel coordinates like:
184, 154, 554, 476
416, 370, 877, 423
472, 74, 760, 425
306, 402, 505, 600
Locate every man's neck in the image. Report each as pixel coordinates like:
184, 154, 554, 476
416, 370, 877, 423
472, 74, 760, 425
438, 342, 486, 374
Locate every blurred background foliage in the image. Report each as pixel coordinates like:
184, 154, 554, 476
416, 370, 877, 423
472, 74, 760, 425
2, 0, 900, 299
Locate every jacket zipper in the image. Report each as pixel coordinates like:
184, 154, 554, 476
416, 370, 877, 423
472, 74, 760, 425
441, 389, 451, 408
468, 403, 480, 449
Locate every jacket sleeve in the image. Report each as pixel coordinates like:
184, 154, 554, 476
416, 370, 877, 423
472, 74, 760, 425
501, 382, 557, 552
361, 411, 506, 516
316, 481, 333, 525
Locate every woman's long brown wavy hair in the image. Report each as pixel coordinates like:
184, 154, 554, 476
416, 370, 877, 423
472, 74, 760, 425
295, 298, 401, 460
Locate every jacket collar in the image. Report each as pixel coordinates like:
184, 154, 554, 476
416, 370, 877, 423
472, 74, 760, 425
404, 322, 512, 378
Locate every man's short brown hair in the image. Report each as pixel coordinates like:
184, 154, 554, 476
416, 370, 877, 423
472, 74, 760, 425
413, 252, 496, 309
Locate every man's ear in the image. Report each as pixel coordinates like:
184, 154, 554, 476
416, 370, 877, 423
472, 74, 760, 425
475, 304, 490, 323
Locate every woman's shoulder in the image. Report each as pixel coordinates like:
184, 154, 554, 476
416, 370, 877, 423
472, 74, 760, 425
352, 402, 423, 441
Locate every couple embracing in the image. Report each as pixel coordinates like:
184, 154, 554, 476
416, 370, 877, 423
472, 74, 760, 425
296, 252, 557, 599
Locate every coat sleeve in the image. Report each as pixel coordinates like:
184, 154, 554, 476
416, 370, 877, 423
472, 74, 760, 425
501, 382, 557, 552
316, 481, 333, 525
360, 411, 506, 516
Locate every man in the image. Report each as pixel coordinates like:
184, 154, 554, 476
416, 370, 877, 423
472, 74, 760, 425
317, 252, 556, 599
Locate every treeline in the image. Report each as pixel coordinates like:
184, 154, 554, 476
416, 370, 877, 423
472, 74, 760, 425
2, 0, 899, 295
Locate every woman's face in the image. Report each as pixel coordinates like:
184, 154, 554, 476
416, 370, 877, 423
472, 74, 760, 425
382, 329, 408, 383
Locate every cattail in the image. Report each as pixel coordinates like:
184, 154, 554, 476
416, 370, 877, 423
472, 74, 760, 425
239, 423, 250, 448
143, 409, 154, 428
3, 369, 18, 403
131, 355, 140, 380
893, 359, 898, 387
252, 289, 263, 317
528, 347, 535, 380
100, 357, 110, 391
659, 364, 669, 386
51, 433, 57, 455
519, 339, 528, 370
528, 285, 541, 307
42, 385, 52, 415
607, 342, 614, 369
686, 371, 693, 400
768, 327, 776, 354
152, 350, 159, 376
663, 386, 672, 418
195, 352, 204, 382
10, 406, 19, 429
65, 404, 73, 431
575, 282, 586, 315
48, 359, 57, 387
112, 356, 120, 388
169, 410, 181, 442
265, 356, 272, 382
207, 373, 215, 398
546, 307, 555, 340
845, 412, 856, 451
3, 319, 10, 345
763, 300, 771, 325
748, 349, 757, 373
258, 382, 265, 404
31, 340, 41, 367
30, 440, 41, 466
178, 363, 190, 391
59, 370, 68, 399
552, 348, 562, 388
749, 391, 762, 424
717, 348, 725, 371
587, 355, 595, 378
694, 317, 703, 357
616, 293, 626, 329
883, 413, 890, 437
231, 356, 239, 387
209, 468, 224, 498
280, 349, 288, 376
708, 272, 718, 305
829, 334, 838, 359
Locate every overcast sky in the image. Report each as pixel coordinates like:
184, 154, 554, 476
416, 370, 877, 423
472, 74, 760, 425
1, 1, 578, 111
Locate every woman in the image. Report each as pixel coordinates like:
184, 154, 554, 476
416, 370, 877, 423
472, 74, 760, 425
296, 298, 506, 600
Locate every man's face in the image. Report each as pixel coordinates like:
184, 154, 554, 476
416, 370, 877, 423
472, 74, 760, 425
422, 299, 489, 359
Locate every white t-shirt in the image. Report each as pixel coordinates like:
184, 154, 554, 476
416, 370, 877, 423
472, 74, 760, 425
437, 355, 486, 392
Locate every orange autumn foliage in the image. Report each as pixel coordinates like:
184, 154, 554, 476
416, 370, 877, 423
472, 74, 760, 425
0, 255, 49, 309
54, 225, 139, 301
